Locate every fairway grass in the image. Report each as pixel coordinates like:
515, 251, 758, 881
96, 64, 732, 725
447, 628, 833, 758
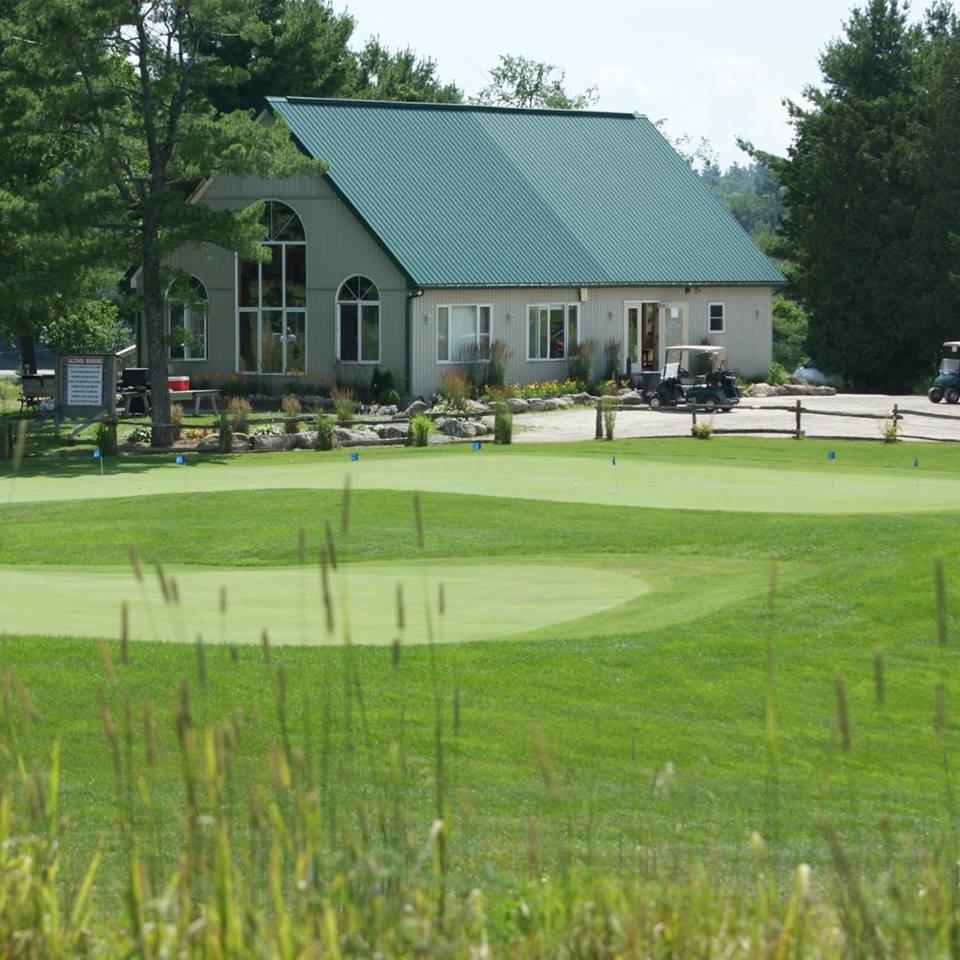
3, 438, 960, 512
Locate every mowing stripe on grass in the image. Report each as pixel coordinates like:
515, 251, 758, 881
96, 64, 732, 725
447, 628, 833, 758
2, 448, 959, 513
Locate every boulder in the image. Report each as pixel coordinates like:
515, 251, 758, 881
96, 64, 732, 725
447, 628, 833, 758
619, 390, 645, 405
436, 417, 477, 437
294, 431, 319, 449
541, 398, 559, 411
506, 397, 530, 414
568, 392, 594, 405
464, 398, 488, 414
252, 433, 296, 451
747, 382, 775, 398
197, 432, 249, 452
375, 424, 408, 439
555, 396, 575, 408
403, 399, 430, 417
527, 397, 546, 411
474, 420, 491, 436
335, 426, 370, 443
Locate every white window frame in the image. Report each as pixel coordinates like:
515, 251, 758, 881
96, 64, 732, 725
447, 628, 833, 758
527, 302, 579, 361
436, 303, 493, 363
166, 276, 208, 361
708, 302, 725, 335
335, 274, 381, 364
235, 199, 308, 376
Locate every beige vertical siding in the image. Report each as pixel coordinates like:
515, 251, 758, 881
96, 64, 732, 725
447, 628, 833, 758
162, 174, 410, 390
411, 285, 774, 396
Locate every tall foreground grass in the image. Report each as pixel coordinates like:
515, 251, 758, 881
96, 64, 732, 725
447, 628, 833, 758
3, 460, 960, 954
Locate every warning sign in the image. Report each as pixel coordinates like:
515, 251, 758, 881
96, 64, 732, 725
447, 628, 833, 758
66, 356, 104, 406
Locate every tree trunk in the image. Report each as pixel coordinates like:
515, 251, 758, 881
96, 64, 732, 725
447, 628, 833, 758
18, 334, 37, 375
141, 226, 171, 448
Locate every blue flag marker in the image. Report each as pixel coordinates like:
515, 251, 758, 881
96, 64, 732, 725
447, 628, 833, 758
350, 450, 359, 462
175, 454, 185, 465
472, 440, 481, 451
93, 447, 101, 459
826, 450, 836, 461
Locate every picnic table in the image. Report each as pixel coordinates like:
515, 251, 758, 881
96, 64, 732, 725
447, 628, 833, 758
169, 388, 222, 415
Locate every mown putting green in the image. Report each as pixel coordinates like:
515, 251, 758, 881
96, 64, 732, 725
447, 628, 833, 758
2, 444, 959, 513
0, 559, 649, 646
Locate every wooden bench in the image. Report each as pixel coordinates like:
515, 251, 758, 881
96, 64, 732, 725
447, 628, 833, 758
169, 388, 222, 415
18, 374, 55, 412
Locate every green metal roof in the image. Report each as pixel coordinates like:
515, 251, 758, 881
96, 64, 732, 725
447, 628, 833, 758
267, 97, 785, 288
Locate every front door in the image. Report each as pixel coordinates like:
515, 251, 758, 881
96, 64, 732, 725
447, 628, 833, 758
624, 301, 661, 372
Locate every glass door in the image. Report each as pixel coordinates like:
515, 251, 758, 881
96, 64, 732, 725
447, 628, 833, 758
658, 303, 688, 368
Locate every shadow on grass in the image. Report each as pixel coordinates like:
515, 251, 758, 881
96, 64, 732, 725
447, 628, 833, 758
0, 452, 234, 480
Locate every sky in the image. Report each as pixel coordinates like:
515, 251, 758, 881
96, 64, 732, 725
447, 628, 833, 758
339, 0, 923, 168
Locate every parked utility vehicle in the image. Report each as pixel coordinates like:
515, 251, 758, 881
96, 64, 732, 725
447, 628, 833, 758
647, 345, 740, 412
928, 341, 960, 404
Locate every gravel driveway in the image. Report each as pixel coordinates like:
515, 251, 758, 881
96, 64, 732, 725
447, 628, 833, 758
512, 394, 960, 443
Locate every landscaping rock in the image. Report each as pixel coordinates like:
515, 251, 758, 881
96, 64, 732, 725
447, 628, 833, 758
474, 420, 491, 436
555, 396, 575, 408
619, 390, 645, 405
506, 397, 530, 414
527, 398, 546, 411
541, 398, 559, 411
294, 431, 319, 449
375, 424, 408, 439
197, 432, 250, 452
463, 398, 488, 414
252, 433, 296, 451
436, 417, 477, 437
568, 392, 594, 405
403, 399, 430, 417
747, 382, 775, 398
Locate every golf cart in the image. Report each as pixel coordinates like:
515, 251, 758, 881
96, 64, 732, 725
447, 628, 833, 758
928, 341, 960, 403
647, 345, 740, 412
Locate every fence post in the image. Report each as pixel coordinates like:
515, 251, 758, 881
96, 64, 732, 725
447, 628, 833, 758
795, 399, 802, 439
595, 399, 603, 439
691, 405, 697, 429
893, 402, 899, 421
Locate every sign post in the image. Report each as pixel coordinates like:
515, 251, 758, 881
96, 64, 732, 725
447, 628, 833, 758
56, 353, 119, 441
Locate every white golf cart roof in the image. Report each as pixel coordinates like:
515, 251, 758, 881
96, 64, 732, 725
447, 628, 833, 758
944, 341, 960, 351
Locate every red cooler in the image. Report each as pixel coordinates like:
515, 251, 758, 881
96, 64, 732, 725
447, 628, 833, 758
168, 376, 190, 392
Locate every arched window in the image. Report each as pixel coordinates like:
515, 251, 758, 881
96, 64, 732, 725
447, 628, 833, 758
237, 201, 306, 374
166, 275, 207, 360
336, 275, 380, 364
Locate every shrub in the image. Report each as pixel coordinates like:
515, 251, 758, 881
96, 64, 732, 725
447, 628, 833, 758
169, 402, 183, 441
316, 415, 336, 450
370, 367, 397, 404
44, 298, 131, 355
568, 338, 595, 387
94, 417, 117, 455
879, 417, 899, 443
227, 396, 251, 431
692, 420, 714, 439
125, 425, 151, 444
597, 378, 619, 397
331, 386, 355, 422
386, 388, 401, 407
603, 338, 620, 380
602, 395, 617, 440
281, 394, 302, 434
767, 361, 790, 386
409, 413, 433, 447
486, 340, 511, 391
440, 369, 470, 409
494, 401, 513, 444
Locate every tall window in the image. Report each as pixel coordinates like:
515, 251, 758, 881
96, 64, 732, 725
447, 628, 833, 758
167, 276, 207, 360
437, 305, 491, 362
337, 276, 380, 363
237, 201, 306, 374
528, 303, 578, 360
708, 302, 725, 334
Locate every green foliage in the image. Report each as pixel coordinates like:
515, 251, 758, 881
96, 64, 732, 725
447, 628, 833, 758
43, 300, 130, 357
331, 386, 355, 422
218, 414, 232, 453
409, 413, 433, 447
169, 402, 183, 441
602, 339, 620, 381
369, 367, 398, 405
315, 414, 336, 450
94, 418, 116, 456
475, 54, 597, 109
352, 39, 462, 103
754, 0, 960, 391
691, 420, 714, 439
772, 296, 809, 371
567, 338, 595, 387
879, 416, 900, 443
439, 369, 470, 409
602, 395, 617, 440
701, 160, 783, 237
125, 425, 151, 444
767, 361, 790, 386
493, 401, 512, 444
227, 396, 252, 431
281, 394, 301, 434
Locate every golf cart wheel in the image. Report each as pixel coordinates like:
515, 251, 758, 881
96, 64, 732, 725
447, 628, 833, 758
929, 387, 944, 404
648, 395, 662, 410
703, 398, 716, 412
947, 388, 960, 405
721, 407, 733, 413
